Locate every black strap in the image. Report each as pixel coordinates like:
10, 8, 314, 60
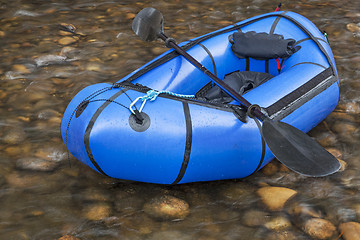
172, 102, 193, 184
246, 57, 250, 71
265, 60, 269, 73
198, 42, 217, 77
84, 89, 127, 176
266, 67, 335, 119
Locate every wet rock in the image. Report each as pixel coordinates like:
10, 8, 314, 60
241, 209, 269, 227
0, 30, 5, 37
264, 215, 292, 231
331, 121, 357, 139
303, 218, 336, 239
5, 172, 42, 188
58, 37, 77, 45
257, 186, 297, 211
340, 222, 360, 240
287, 203, 322, 218
57, 235, 81, 240
80, 188, 112, 202
339, 159, 347, 171
83, 203, 112, 221
16, 157, 60, 172
341, 169, 360, 188
143, 195, 190, 220
34, 54, 67, 67
266, 231, 297, 240
2, 128, 26, 145
12, 64, 31, 74
261, 161, 278, 176
347, 23, 360, 33
34, 146, 67, 162
85, 62, 102, 72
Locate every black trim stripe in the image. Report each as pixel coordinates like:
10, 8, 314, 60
295, 37, 328, 46
246, 57, 250, 71
269, 12, 287, 34
265, 60, 269, 73
289, 61, 327, 70
198, 43, 217, 76
266, 67, 336, 119
172, 102, 192, 184
84, 89, 126, 176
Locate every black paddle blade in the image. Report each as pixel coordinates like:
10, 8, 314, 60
262, 119, 340, 177
132, 7, 164, 42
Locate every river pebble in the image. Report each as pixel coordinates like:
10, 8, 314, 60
241, 209, 269, 227
143, 195, 190, 220
264, 215, 292, 231
346, 23, 360, 33
2, 128, 26, 145
58, 36, 78, 45
83, 203, 112, 221
12, 64, 31, 74
257, 186, 297, 211
266, 231, 297, 240
16, 157, 60, 172
339, 222, 360, 240
303, 218, 336, 239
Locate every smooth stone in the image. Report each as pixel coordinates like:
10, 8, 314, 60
83, 203, 112, 221
57, 235, 81, 240
326, 148, 342, 159
264, 216, 292, 231
85, 62, 102, 72
303, 218, 336, 239
5, 172, 42, 188
0, 30, 5, 37
340, 222, 360, 240
143, 195, 190, 220
241, 209, 269, 227
58, 37, 77, 45
80, 188, 112, 202
288, 203, 322, 218
261, 161, 278, 176
347, 23, 360, 33
338, 159, 347, 171
266, 231, 297, 240
257, 187, 297, 211
12, 64, 31, 74
34, 145, 67, 162
34, 54, 67, 67
16, 157, 60, 172
2, 128, 26, 145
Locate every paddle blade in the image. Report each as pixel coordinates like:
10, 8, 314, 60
262, 119, 340, 177
132, 7, 164, 42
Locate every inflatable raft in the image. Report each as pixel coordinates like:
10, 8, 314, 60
61, 11, 339, 184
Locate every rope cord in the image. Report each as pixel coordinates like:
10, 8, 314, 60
129, 89, 195, 114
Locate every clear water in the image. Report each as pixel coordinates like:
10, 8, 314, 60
0, 0, 359, 239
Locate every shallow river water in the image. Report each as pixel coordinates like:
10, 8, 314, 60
0, 0, 359, 239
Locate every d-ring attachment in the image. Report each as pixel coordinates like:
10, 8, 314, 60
129, 97, 147, 115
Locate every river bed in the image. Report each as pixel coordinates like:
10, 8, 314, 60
0, 0, 359, 239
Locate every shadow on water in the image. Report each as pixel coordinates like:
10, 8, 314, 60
0, 0, 359, 239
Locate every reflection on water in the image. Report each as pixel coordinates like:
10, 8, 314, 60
0, 0, 359, 239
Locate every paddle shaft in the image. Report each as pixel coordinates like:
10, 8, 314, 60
158, 32, 266, 121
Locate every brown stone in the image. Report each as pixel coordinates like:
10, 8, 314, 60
264, 216, 291, 231
83, 203, 112, 221
143, 195, 190, 220
303, 218, 336, 239
347, 23, 360, 33
12, 64, 31, 74
58, 37, 77, 45
339, 222, 360, 240
257, 187, 297, 211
